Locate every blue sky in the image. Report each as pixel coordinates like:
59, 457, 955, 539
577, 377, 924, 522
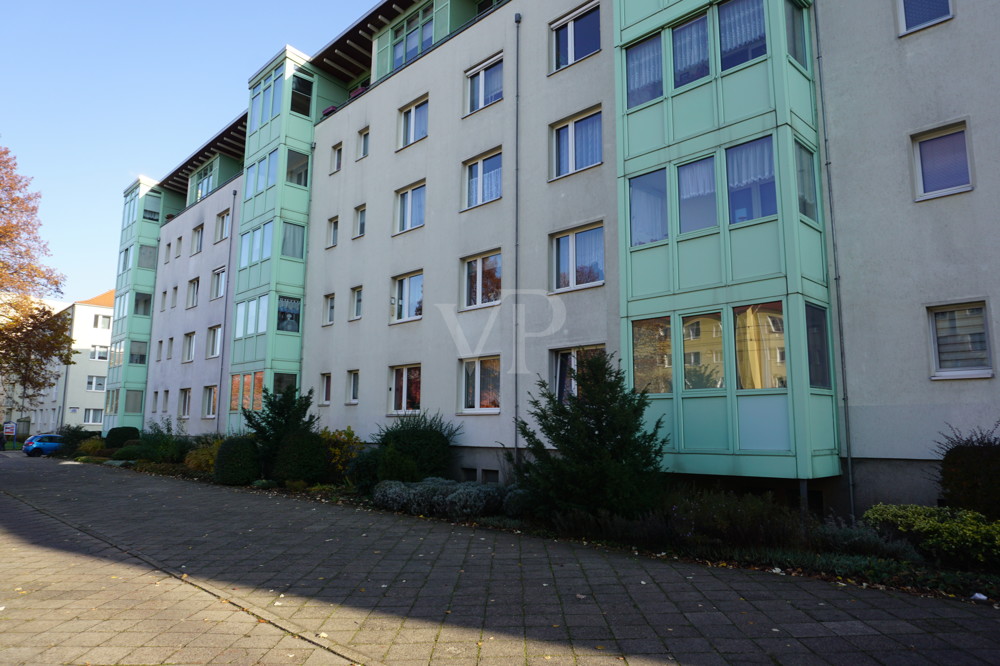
1, 1, 370, 303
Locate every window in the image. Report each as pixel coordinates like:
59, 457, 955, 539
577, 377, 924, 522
401, 99, 429, 147
91, 345, 108, 360
178, 388, 191, 419
683, 313, 724, 389
350, 287, 363, 320
347, 370, 359, 404
629, 169, 667, 246
632, 318, 672, 393
245, 163, 256, 199
156, 339, 163, 361
899, 0, 951, 33
164, 243, 171, 263
727, 136, 776, 223
171, 286, 178, 308
160, 291, 167, 311
626, 35, 662, 108
83, 408, 103, 425
554, 346, 604, 402
210, 268, 226, 300
463, 357, 500, 411
122, 189, 138, 228
464, 252, 502, 308
786, 1, 807, 67
554, 111, 602, 177
392, 3, 434, 70
327, 217, 339, 247
679, 156, 717, 233
674, 14, 710, 87
794, 143, 818, 219
86, 375, 106, 392
466, 153, 502, 208
239, 221, 273, 268
914, 126, 971, 199
129, 341, 148, 365
277, 296, 301, 333
324, 294, 336, 325
151, 392, 158, 412
186, 279, 199, 309
930, 303, 991, 378
143, 193, 161, 222
468, 57, 503, 113
175, 238, 182, 257
331, 144, 343, 173
719, 0, 767, 71
553, 225, 604, 290
215, 210, 231, 242
806, 303, 831, 389
167, 337, 174, 359
162, 390, 170, 412
234, 294, 269, 338
191, 225, 204, 255
207, 325, 222, 358
553, 4, 600, 71
287, 150, 309, 187
117, 246, 131, 274
358, 128, 370, 158
182, 332, 196, 363
203, 386, 217, 418
733, 302, 787, 390
354, 206, 366, 237
123, 390, 143, 413
134, 292, 151, 316
290, 74, 313, 116
93, 314, 111, 329
138, 244, 157, 269
320, 374, 332, 404
397, 184, 426, 233
393, 273, 424, 322
282, 223, 305, 259
391, 365, 421, 413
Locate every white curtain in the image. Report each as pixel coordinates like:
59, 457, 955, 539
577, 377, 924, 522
629, 170, 667, 246
673, 15, 708, 82
574, 227, 604, 284
483, 154, 502, 201
626, 36, 662, 107
727, 136, 773, 189
720, 0, 765, 54
574, 113, 602, 170
484, 62, 503, 104
679, 157, 715, 199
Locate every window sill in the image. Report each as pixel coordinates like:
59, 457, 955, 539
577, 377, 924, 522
461, 196, 502, 213
460, 301, 501, 313
321, 322, 334, 327
326, 243, 337, 250
899, 14, 953, 37
352, 234, 365, 240
931, 369, 993, 381
729, 213, 778, 228
915, 184, 972, 202
390, 317, 423, 326
392, 225, 424, 238
345, 400, 358, 406
387, 411, 420, 417
348, 316, 362, 322
550, 280, 605, 295
462, 98, 502, 119
630, 237, 669, 251
548, 49, 601, 76
548, 161, 603, 183
396, 136, 428, 153
459, 408, 501, 416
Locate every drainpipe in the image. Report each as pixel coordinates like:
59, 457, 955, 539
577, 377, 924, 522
512, 11, 523, 466
813, 4, 857, 520
216, 190, 239, 435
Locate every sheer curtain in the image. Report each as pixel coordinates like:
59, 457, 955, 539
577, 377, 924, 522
673, 15, 709, 87
626, 35, 662, 108
484, 62, 503, 105
727, 136, 774, 189
629, 169, 667, 246
678, 157, 717, 232
719, 0, 766, 68
574, 113, 602, 170
574, 227, 604, 284
483, 154, 502, 201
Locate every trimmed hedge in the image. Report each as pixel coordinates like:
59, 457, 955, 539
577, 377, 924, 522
371, 478, 508, 521
106, 427, 140, 449
213, 436, 261, 486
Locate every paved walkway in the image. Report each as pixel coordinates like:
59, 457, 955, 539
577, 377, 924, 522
0, 452, 997, 665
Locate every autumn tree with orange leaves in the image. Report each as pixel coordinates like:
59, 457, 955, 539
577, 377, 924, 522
0, 145, 74, 416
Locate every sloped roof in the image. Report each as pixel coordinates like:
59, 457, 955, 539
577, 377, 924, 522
76, 289, 115, 307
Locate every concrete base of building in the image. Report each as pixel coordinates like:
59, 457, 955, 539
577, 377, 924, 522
827, 457, 942, 518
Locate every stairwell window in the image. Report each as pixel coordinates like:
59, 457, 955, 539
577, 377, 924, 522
553, 111, 602, 178
626, 35, 663, 108
290, 75, 313, 116
287, 150, 309, 187
913, 125, 971, 200
553, 3, 600, 71
392, 3, 434, 71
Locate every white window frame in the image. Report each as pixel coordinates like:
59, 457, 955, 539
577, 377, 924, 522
397, 183, 426, 233
182, 332, 196, 363
91, 345, 109, 361
467, 55, 503, 114
393, 272, 424, 323
465, 151, 503, 209
461, 356, 501, 413
206, 325, 222, 359
191, 225, 204, 255
320, 374, 332, 404
912, 124, 972, 201
186, 278, 200, 309
178, 388, 191, 419
327, 216, 339, 247
350, 286, 363, 320
551, 1, 601, 72
354, 206, 366, 238
553, 345, 604, 402
202, 386, 217, 418
551, 224, 605, 292
331, 143, 343, 173
897, 0, 952, 35
83, 408, 103, 425
463, 251, 502, 310
86, 375, 106, 392
323, 294, 336, 325
210, 268, 226, 300
347, 370, 360, 404
164, 243, 171, 263
358, 128, 370, 159
390, 364, 421, 414
400, 98, 429, 147
928, 301, 992, 380
215, 210, 231, 243
552, 110, 603, 178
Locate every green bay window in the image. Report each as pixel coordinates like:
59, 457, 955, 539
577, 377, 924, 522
392, 4, 434, 71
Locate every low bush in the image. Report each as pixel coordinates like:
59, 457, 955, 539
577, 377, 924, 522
113, 445, 159, 461
371, 478, 508, 522
106, 426, 140, 450
503, 487, 533, 519
863, 503, 1000, 571
319, 427, 366, 482
407, 478, 458, 516
273, 431, 330, 485
140, 418, 191, 464
77, 437, 105, 456
346, 446, 383, 495
810, 517, 922, 562
373, 412, 461, 483
670, 490, 808, 550
936, 421, 1000, 520
56, 424, 95, 453
75, 456, 110, 464
184, 439, 222, 473
214, 436, 261, 486
372, 480, 410, 512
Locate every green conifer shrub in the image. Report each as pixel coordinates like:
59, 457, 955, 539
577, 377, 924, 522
213, 436, 261, 486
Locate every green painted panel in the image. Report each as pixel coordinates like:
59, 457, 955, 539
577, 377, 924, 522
627, 103, 666, 158
720, 63, 771, 125
677, 233, 722, 289
730, 221, 782, 281
808, 393, 837, 452
671, 83, 717, 141
798, 223, 825, 285
630, 244, 671, 298
623, 0, 662, 27
282, 187, 311, 215
737, 394, 790, 451
810, 452, 841, 478
681, 396, 728, 451
786, 65, 815, 129
672, 452, 798, 477
644, 397, 673, 452
273, 335, 302, 362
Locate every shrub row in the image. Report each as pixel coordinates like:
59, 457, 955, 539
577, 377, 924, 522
372, 478, 518, 521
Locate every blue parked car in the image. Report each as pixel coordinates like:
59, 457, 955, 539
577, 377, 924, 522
22, 434, 66, 457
